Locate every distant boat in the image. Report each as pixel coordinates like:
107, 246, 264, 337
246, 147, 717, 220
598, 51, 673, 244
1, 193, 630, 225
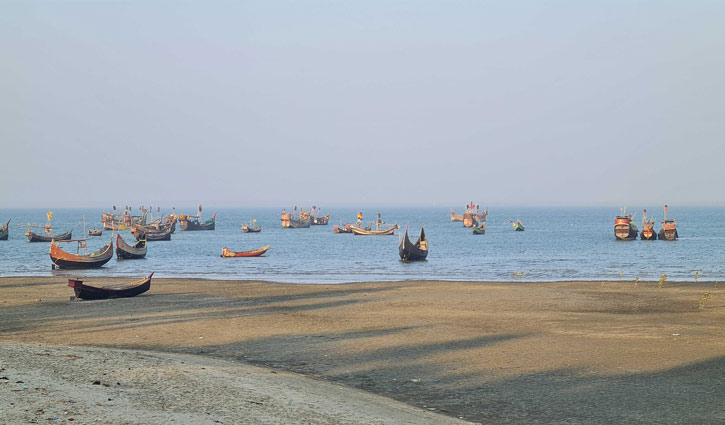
640, 209, 657, 240
116, 233, 147, 260
511, 220, 525, 231
333, 223, 352, 233
450, 209, 463, 222
179, 212, 216, 231
221, 245, 270, 257
50, 239, 113, 269
461, 202, 488, 228
281, 209, 312, 228
399, 226, 428, 262
88, 229, 103, 237
0, 219, 9, 240
310, 207, 330, 225
350, 223, 398, 236
69, 273, 153, 300
658, 205, 678, 241
472, 222, 486, 235
26, 227, 72, 242
242, 218, 261, 233
131, 226, 171, 241
614, 208, 638, 240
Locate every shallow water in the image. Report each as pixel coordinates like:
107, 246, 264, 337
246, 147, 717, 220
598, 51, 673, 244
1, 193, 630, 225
0, 206, 722, 283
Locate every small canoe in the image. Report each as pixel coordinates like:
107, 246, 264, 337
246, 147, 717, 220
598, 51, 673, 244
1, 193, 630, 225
511, 220, 525, 232
116, 233, 147, 259
69, 273, 153, 300
242, 220, 262, 233
50, 239, 113, 269
221, 245, 270, 257
88, 229, 103, 237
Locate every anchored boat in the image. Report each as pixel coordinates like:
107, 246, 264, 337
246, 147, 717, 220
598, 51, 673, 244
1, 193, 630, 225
658, 205, 678, 241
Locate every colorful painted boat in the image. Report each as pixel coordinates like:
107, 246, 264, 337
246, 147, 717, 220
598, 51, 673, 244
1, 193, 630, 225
512, 220, 525, 231
614, 208, 638, 240
640, 209, 657, 240
658, 205, 678, 241
50, 239, 113, 269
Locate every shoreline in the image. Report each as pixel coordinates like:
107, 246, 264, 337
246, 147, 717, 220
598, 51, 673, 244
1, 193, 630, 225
2, 277, 724, 423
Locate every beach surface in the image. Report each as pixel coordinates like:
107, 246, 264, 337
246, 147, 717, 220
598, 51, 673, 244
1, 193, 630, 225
1, 277, 724, 424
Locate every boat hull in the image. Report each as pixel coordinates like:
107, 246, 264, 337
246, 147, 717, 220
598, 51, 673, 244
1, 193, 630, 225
50, 240, 113, 269
116, 234, 147, 259
640, 228, 657, 240
222, 245, 270, 257
26, 230, 72, 243
242, 225, 262, 233
69, 274, 152, 300
350, 225, 397, 235
399, 228, 428, 262
658, 229, 678, 241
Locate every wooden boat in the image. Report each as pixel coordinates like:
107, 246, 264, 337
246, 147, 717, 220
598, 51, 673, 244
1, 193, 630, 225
640, 209, 657, 240
116, 233, 147, 259
333, 224, 352, 233
221, 245, 270, 258
50, 239, 113, 269
68, 273, 153, 300
179, 212, 216, 231
0, 219, 9, 240
281, 209, 312, 228
312, 214, 330, 225
399, 227, 428, 262
133, 215, 176, 234
450, 209, 463, 222
88, 229, 103, 237
511, 220, 525, 231
350, 223, 398, 236
658, 205, 678, 241
472, 222, 486, 234
614, 208, 638, 240
26, 228, 72, 242
461, 202, 487, 228
242, 219, 261, 233
131, 226, 171, 241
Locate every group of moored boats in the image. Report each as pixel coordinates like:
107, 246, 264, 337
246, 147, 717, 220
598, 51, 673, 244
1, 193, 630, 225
614, 205, 678, 241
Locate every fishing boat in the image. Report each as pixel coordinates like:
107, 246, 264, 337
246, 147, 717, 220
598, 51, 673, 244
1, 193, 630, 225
472, 222, 486, 235
399, 226, 428, 262
0, 219, 9, 240
333, 223, 352, 233
350, 217, 398, 235
281, 208, 312, 228
179, 212, 216, 231
68, 273, 153, 300
116, 233, 147, 259
511, 220, 525, 231
639, 209, 657, 240
88, 229, 102, 237
221, 245, 270, 257
461, 202, 488, 228
658, 205, 678, 241
614, 207, 638, 240
450, 209, 463, 222
131, 226, 171, 241
26, 226, 72, 242
312, 214, 330, 225
242, 219, 262, 233
50, 239, 113, 269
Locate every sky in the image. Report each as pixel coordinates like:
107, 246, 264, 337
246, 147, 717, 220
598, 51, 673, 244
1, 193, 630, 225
1, 1, 724, 208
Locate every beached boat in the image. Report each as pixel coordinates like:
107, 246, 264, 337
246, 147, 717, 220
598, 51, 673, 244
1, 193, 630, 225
614, 208, 638, 240
0, 219, 9, 240
450, 209, 463, 222
242, 219, 261, 233
50, 239, 113, 269
658, 205, 678, 241
131, 226, 171, 241
116, 233, 147, 259
68, 273, 153, 300
179, 212, 216, 231
472, 222, 486, 235
640, 210, 657, 240
399, 227, 428, 262
88, 229, 102, 237
511, 220, 525, 231
221, 245, 270, 258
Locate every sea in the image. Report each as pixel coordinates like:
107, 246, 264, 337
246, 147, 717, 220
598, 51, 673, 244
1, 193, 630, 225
0, 206, 723, 283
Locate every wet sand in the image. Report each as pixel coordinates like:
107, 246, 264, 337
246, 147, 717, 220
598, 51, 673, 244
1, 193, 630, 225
1, 277, 724, 424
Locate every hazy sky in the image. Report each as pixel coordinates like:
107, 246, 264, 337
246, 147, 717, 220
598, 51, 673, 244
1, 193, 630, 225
1, 1, 723, 208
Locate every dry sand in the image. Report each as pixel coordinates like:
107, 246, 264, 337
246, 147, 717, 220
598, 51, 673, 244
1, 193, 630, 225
1, 277, 724, 424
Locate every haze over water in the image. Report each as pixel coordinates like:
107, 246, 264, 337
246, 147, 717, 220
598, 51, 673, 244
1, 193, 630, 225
1, 206, 722, 283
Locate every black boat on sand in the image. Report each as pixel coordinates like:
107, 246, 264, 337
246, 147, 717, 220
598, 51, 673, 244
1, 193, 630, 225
69, 273, 153, 300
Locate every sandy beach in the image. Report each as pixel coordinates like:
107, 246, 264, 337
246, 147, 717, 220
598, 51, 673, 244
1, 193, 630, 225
1, 277, 723, 424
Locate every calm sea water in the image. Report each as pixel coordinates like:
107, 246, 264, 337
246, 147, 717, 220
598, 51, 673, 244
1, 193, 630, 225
0, 207, 723, 283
